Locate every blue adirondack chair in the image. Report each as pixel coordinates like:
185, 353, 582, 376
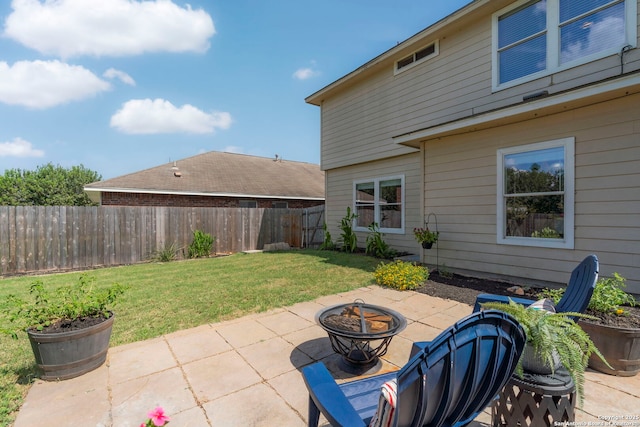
472, 254, 599, 314
302, 310, 526, 427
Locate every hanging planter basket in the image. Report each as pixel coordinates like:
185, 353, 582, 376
421, 242, 433, 249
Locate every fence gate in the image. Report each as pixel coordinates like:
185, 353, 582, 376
302, 205, 325, 248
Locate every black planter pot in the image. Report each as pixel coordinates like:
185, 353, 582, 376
27, 313, 115, 381
421, 242, 433, 249
579, 320, 640, 377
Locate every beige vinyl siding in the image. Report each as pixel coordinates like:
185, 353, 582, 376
422, 93, 640, 293
324, 153, 422, 255
318, 0, 640, 171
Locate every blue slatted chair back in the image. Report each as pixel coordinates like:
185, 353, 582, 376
393, 310, 525, 427
555, 254, 598, 314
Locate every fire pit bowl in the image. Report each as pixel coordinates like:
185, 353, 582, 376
316, 301, 407, 374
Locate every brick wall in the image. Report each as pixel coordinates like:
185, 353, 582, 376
100, 192, 324, 209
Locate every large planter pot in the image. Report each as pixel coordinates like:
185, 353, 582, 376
579, 320, 640, 377
27, 313, 115, 381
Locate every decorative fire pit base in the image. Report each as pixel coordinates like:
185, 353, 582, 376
316, 301, 407, 374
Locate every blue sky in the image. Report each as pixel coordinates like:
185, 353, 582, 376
0, 0, 471, 180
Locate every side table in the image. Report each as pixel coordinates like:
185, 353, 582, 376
492, 368, 576, 427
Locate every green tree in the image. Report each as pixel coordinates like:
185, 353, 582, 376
0, 163, 101, 206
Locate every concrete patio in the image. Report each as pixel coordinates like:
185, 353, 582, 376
13, 285, 640, 426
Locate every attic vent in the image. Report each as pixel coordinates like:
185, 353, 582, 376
395, 40, 439, 73
170, 161, 181, 177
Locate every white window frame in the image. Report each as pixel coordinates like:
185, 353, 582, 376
394, 40, 439, 75
353, 175, 405, 234
497, 138, 574, 249
492, 0, 637, 90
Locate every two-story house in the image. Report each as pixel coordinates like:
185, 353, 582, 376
306, 0, 640, 292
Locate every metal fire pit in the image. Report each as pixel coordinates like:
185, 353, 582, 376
316, 300, 407, 374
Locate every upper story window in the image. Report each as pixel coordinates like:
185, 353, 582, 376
493, 0, 636, 89
354, 176, 404, 233
497, 138, 574, 249
395, 41, 439, 74
239, 200, 257, 208
272, 201, 288, 209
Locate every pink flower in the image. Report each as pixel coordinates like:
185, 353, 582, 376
147, 407, 170, 426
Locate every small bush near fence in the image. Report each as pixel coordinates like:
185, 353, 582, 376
374, 260, 429, 291
152, 243, 180, 262
188, 230, 215, 258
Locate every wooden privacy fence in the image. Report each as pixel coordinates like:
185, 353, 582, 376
0, 205, 325, 276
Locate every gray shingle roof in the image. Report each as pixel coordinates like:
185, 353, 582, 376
85, 152, 324, 200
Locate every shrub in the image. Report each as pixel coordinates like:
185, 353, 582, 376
374, 260, 429, 290
365, 222, 397, 259
2, 275, 126, 336
152, 243, 179, 262
588, 273, 637, 315
531, 227, 561, 238
319, 223, 336, 250
187, 230, 215, 258
339, 207, 358, 253
538, 272, 637, 316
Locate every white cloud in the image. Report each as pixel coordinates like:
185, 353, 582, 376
103, 68, 135, 86
293, 67, 320, 80
4, 0, 215, 58
0, 137, 45, 158
561, 16, 625, 63
0, 60, 111, 109
110, 98, 232, 135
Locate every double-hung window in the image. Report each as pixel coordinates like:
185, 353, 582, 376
493, 0, 636, 89
497, 138, 574, 248
354, 176, 404, 233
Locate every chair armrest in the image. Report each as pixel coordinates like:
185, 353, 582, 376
302, 363, 367, 427
410, 341, 430, 358
473, 294, 535, 313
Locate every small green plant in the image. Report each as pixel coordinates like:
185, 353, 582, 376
589, 273, 637, 316
188, 230, 215, 258
374, 260, 429, 291
413, 227, 439, 244
482, 299, 609, 405
1, 275, 126, 337
531, 227, 561, 238
339, 207, 358, 253
539, 272, 637, 316
153, 243, 179, 262
365, 223, 397, 259
437, 264, 454, 279
319, 223, 336, 250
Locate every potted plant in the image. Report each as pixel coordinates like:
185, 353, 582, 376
481, 299, 609, 404
413, 227, 439, 249
1, 274, 126, 381
543, 273, 640, 376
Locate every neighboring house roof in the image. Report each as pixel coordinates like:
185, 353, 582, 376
84, 151, 325, 202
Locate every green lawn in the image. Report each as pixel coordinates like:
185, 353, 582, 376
0, 250, 380, 426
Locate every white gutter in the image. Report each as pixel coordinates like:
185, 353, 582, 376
83, 187, 324, 201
